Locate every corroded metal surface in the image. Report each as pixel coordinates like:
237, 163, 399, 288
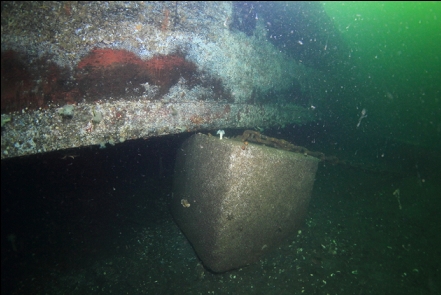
1, 100, 313, 159
1, 2, 328, 158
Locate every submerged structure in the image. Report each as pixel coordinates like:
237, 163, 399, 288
172, 133, 319, 272
1, 2, 346, 159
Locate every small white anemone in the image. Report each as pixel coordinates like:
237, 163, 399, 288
217, 129, 225, 139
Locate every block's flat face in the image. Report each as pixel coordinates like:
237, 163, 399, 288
172, 134, 319, 272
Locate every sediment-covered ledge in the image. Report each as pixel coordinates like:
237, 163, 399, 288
1, 100, 313, 159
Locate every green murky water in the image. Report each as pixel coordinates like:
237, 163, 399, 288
322, 1, 441, 150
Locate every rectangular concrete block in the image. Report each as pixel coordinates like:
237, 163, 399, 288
171, 133, 319, 272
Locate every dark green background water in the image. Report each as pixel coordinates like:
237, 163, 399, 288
323, 1, 441, 152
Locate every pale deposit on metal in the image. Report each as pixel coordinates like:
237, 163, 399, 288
1, 2, 332, 159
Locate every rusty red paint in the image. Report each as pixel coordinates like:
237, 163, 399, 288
1, 48, 230, 113
0, 50, 64, 113
1, 50, 34, 113
76, 48, 197, 98
78, 48, 143, 69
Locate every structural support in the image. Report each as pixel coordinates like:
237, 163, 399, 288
171, 134, 319, 272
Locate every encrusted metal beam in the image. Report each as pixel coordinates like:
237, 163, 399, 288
1, 100, 312, 159
1, 2, 328, 159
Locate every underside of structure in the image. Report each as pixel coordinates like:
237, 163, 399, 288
1, 2, 345, 159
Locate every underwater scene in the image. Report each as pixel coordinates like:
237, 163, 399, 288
1, 2, 440, 294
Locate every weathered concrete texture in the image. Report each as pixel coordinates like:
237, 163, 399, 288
171, 134, 319, 273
